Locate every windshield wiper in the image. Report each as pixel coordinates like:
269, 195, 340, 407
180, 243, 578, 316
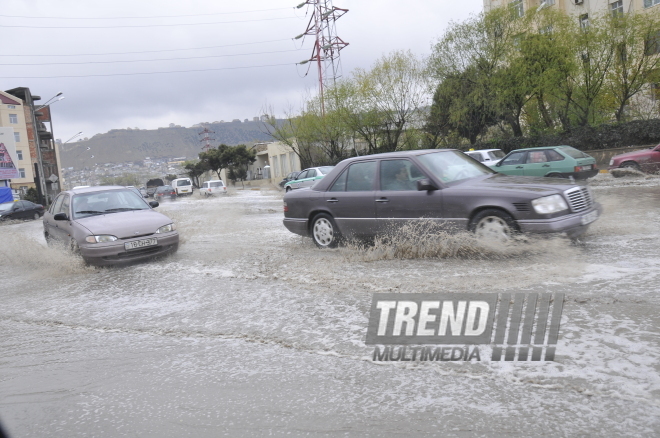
75, 210, 104, 215
104, 207, 143, 212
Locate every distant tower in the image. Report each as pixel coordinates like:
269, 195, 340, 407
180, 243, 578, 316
296, 0, 349, 115
199, 126, 215, 151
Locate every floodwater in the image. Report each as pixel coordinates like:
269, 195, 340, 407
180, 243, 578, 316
1, 173, 659, 437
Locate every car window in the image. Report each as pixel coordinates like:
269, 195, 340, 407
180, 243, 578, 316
202, 182, 209, 188
16, 201, 28, 209
176, 180, 191, 186
210, 181, 224, 187
296, 170, 308, 180
329, 169, 347, 192
417, 150, 494, 184
466, 152, 483, 162
558, 146, 589, 159
318, 166, 334, 175
51, 194, 65, 214
527, 151, 548, 163
307, 169, 318, 178
73, 190, 149, 219
380, 160, 423, 191
346, 161, 376, 191
59, 195, 70, 216
545, 149, 565, 161
489, 150, 505, 160
501, 151, 527, 166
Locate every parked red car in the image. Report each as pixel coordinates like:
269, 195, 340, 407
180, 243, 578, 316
608, 143, 660, 173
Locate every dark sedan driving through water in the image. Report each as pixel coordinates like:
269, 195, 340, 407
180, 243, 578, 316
282, 150, 602, 248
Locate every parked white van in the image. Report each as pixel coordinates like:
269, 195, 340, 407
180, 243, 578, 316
201, 180, 227, 196
171, 177, 193, 196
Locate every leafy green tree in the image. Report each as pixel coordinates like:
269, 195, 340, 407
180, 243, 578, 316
183, 160, 209, 187
224, 144, 256, 188
199, 144, 230, 179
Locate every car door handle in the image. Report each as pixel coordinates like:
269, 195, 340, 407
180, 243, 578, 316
542, 164, 550, 167
327, 198, 339, 203
516, 166, 524, 169
375, 198, 389, 203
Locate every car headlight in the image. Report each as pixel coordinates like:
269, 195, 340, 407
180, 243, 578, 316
85, 235, 118, 243
532, 194, 569, 214
156, 223, 176, 233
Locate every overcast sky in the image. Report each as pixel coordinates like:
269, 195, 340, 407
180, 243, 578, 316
2, 0, 483, 142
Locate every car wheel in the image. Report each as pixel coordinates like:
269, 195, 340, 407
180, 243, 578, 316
70, 239, 81, 255
285, 187, 291, 192
621, 161, 641, 171
311, 213, 340, 249
469, 209, 518, 242
546, 173, 566, 178
33, 212, 40, 220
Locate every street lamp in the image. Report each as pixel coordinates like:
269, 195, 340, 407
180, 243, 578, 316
63, 131, 83, 144
35, 92, 64, 111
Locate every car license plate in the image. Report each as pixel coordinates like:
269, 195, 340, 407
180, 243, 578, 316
581, 210, 598, 225
582, 165, 592, 171
125, 238, 157, 250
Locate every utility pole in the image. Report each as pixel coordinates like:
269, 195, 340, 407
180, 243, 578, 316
296, 0, 349, 115
199, 126, 215, 151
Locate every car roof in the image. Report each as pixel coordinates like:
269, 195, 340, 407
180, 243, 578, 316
65, 185, 130, 195
507, 145, 573, 152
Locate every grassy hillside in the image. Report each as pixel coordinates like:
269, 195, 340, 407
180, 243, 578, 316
60, 120, 275, 168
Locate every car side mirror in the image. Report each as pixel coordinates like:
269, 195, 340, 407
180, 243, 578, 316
417, 179, 438, 191
149, 201, 159, 208
53, 212, 69, 221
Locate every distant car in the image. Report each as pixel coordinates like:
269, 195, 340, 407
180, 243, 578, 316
154, 185, 177, 201
464, 149, 505, 167
279, 171, 303, 188
608, 143, 660, 173
43, 186, 178, 266
171, 177, 194, 196
0, 200, 45, 221
284, 166, 335, 192
201, 180, 227, 196
283, 149, 602, 248
495, 146, 598, 180
146, 178, 165, 197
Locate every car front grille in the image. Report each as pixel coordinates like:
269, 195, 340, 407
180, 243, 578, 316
564, 187, 594, 213
120, 233, 155, 240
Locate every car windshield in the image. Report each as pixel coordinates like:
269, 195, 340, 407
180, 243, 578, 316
156, 186, 173, 193
0, 202, 14, 212
176, 180, 191, 186
72, 189, 149, 219
210, 181, 224, 187
558, 146, 589, 159
417, 150, 495, 184
489, 150, 505, 159
318, 166, 334, 175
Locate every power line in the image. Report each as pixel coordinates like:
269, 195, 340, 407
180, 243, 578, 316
0, 62, 298, 79
3, 49, 303, 66
0, 38, 293, 58
0, 7, 293, 20
0, 16, 299, 29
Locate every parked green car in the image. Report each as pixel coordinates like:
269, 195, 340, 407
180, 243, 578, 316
284, 166, 335, 192
494, 146, 598, 180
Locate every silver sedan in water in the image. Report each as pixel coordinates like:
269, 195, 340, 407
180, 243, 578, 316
43, 186, 179, 266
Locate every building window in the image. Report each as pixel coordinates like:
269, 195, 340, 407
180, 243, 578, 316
644, 0, 660, 8
17, 150, 23, 160
9, 114, 18, 124
611, 1, 623, 16
540, 0, 555, 7
14, 132, 20, 143
646, 31, 660, 55
580, 14, 589, 29
510, 0, 524, 17
7, 105, 16, 109
19, 168, 26, 178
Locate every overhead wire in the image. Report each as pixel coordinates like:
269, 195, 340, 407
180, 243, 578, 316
0, 16, 299, 29
0, 7, 294, 20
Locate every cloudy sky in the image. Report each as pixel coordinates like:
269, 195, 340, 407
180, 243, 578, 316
2, 0, 483, 142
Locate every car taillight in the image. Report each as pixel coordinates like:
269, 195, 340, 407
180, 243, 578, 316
283, 202, 288, 212
574, 166, 582, 172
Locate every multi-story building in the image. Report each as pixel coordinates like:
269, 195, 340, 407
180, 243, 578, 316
0, 90, 33, 194
484, 0, 658, 17
5, 87, 63, 205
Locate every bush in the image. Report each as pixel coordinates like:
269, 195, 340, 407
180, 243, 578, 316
24, 187, 39, 203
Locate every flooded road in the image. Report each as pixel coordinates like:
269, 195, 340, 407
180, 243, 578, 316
1, 174, 659, 437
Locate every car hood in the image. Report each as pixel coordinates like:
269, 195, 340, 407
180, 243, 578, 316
74, 209, 173, 238
456, 174, 580, 197
612, 149, 654, 161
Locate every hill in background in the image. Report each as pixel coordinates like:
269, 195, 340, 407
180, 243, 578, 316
60, 120, 277, 168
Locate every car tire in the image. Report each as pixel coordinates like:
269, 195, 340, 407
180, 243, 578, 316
546, 173, 565, 178
33, 212, 40, 220
311, 213, 341, 249
285, 187, 291, 193
621, 161, 641, 171
469, 209, 518, 242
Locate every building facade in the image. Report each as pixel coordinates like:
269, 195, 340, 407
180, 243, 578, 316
0, 90, 34, 193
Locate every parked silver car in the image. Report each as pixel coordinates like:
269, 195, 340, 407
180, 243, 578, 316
283, 150, 602, 248
43, 186, 179, 266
